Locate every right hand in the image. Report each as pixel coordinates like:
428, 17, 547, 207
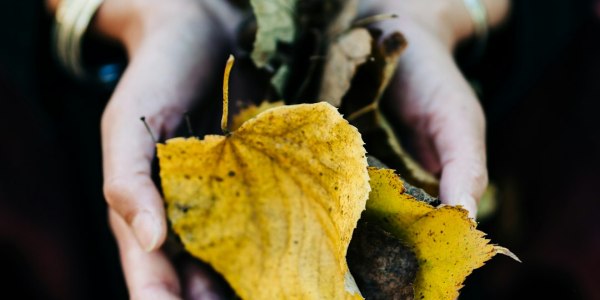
360, 0, 509, 218
93, 0, 241, 298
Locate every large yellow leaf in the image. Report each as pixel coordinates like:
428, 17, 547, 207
230, 101, 284, 131
365, 167, 519, 300
158, 102, 369, 300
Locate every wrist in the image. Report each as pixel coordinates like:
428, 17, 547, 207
366, 0, 509, 49
95, 0, 242, 56
92, 0, 211, 54
395, 0, 480, 49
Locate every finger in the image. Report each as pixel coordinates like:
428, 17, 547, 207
110, 209, 182, 300
388, 29, 488, 218
428, 87, 488, 218
410, 130, 442, 175
102, 104, 167, 252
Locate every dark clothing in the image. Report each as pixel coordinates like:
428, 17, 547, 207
463, 1, 600, 299
0, 2, 125, 299
465, 17, 600, 300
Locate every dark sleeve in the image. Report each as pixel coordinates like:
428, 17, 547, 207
0, 2, 126, 299
465, 0, 595, 124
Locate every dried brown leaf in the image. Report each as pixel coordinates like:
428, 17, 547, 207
319, 28, 372, 107
340, 31, 439, 194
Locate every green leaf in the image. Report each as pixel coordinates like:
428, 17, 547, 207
250, 0, 297, 68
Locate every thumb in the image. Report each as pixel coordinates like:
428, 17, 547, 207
102, 110, 167, 252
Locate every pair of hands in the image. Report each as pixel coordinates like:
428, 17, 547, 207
89, 0, 507, 298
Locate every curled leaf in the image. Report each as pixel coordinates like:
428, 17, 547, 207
319, 28, 372, 107
365, 168, 519, 300
158, 102, 370, 299
339, 31, 439, 195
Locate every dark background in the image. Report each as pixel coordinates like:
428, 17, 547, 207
0, 0, 599, 299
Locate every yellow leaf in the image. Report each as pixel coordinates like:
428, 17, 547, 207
409, 207, 496, 299
365, 167, 519, 300
231, 101, 284, 131
367, 168, 433, 230
158, 102, 369, 300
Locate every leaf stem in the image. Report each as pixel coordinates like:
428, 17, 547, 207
222, 55, 235, 134
352, 13, 398, 29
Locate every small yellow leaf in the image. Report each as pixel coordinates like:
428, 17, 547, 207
409, 207, 496, 299
158, 102, 369, 300
365, 167, 519, 300
367, 168, 433, 230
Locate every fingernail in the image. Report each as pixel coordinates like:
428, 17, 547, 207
132, 211, 161, 252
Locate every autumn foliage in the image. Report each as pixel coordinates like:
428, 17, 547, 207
155, 0, 519, 298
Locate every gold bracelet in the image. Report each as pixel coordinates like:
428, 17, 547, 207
462, 0, 489, 58
53, 0, 105, 80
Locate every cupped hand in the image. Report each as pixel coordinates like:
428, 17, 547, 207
362, 0, 509, 218
391, 22, 487, 218
95, 0, 241, 298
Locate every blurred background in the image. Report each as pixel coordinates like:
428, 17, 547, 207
0, 0, 599, 299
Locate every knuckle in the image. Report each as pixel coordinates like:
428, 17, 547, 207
103, 177, 130, 207
103, 173, 156, 224
104, 178, 138, 224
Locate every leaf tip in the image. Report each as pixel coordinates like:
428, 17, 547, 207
344, 272, 362, 296
494, 246, 522, 263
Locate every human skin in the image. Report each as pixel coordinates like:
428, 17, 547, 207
47, 0, 509, 298
361, 0, 510, 217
